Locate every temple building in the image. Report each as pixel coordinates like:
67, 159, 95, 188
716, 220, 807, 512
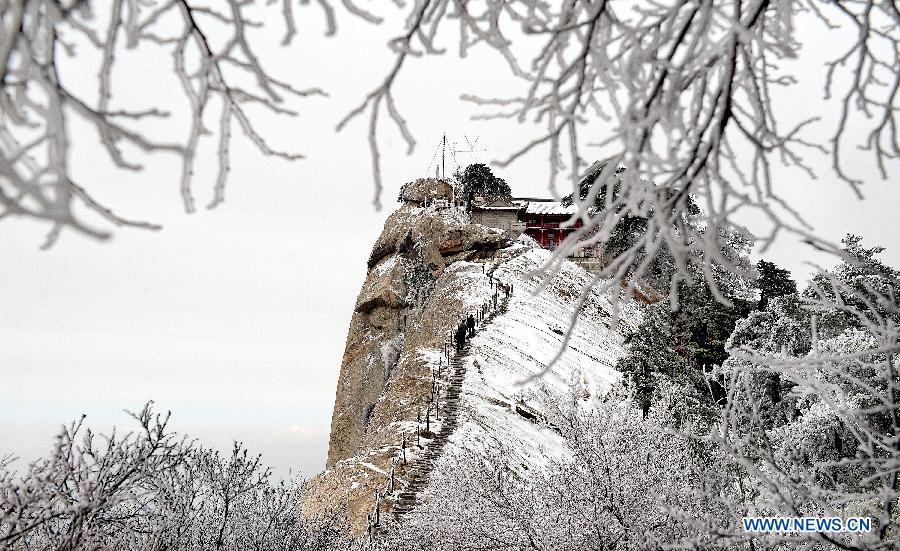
469, 198, 525, 234
517, 199, 582, 250
470, 197, 591, 255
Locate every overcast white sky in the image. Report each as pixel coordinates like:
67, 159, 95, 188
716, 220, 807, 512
1, 4, 897, 478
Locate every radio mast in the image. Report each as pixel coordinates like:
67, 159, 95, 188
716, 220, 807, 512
426, 133, 483, 178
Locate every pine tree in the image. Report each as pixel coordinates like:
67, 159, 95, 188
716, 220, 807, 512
756, 259, 796, 309
561, 162, 626, 209
561, 162, 647, 261
459, 164, 511, 207
806, 234, 900, 338
617, 225, 758, 417
617, 304, 681, 417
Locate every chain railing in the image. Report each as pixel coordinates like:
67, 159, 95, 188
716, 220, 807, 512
366, 262, 514, 535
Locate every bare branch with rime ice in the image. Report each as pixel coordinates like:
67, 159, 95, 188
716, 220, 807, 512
336, 0, 898, 329
0, 403, 353, 550
0, 0, 326, 245
3, 2, 896, 298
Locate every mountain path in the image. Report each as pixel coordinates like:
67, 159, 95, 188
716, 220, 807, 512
389, 290, 510, 522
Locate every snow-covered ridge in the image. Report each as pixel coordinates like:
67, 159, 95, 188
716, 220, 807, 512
302, 197, 638, 533
437, 246, 640, 477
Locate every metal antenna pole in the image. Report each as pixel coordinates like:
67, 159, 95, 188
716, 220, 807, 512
453, 135, 482, 170
441, 133, 446, 178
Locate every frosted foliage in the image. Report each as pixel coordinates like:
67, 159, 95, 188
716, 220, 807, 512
379, 400, 741, 550
718, 269, 900, 548
0, 404, 356, 550
727, 294, 811, 355
0, 0, 323, 247
2, 2, 897, 294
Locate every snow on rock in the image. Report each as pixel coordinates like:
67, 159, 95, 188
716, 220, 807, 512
302, 199, 639, 534
437, 246, 640, 478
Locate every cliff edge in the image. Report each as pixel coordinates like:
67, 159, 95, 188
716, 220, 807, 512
302, 179, 639, 533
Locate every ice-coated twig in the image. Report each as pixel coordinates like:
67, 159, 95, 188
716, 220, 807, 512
0, 0, 330, 243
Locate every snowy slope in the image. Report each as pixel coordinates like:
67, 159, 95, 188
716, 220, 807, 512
433, 244, 641, 477
306, 202, 641, 532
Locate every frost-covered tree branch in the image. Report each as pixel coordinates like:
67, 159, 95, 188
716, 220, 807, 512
491, 1, 897, 311
342, 0, 899, 311
2, 1, 898, 304
710, 258, 900, 548
335, 0, 528, 209
0, 403, 355, 550
0, 0, 326, 247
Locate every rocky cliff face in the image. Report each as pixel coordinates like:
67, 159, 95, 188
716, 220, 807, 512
326, 197, 511, 468
302, 179, 639, 533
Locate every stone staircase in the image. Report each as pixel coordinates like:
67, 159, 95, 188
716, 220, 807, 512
389, 294, 509, 522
